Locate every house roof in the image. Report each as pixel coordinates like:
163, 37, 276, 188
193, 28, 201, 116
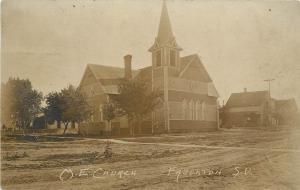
276, 99, 297, 111
226, 91, 269, 108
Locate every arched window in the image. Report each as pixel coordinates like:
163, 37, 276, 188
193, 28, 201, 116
189, 100, 194, 120
196, 101, 201, 120
202, 101, 206, 121
99, 105, 103, 121
156, 51, 161, 67
170, 50, 176, 66
182, 99, 187, 119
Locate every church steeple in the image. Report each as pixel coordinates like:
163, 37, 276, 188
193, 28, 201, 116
149, 0, 182, 71
156, 0, 174, 45
149, 0, 182, 52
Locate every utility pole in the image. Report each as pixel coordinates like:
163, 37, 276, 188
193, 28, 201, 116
263, 78, 275, 127
264, 78, 275, 98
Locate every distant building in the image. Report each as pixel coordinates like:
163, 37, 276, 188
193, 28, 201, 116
223, 89, 277, 128
78, 1, 219, 136
276, 99, 298, 125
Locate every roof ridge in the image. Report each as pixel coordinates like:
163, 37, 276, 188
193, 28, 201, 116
232, 90, 268, 94
180, 54, 198, 59
87, 63, 124, 70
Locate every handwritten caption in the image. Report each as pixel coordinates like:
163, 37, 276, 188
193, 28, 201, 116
59, 166, 251, 182
59, 168, 136, 181
167, 166, 252, 182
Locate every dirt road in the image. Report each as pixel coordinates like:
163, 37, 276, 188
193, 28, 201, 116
1, 128, 300, 190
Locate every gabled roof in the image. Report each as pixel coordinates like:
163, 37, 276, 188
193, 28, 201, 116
134, 66, 152, 81
276, 98, 297, 111
226, 91, 269, 108
180, 54, 195, 72
82, 64, 144, 95
88, 64, 139, 79
179, 54, 212, 82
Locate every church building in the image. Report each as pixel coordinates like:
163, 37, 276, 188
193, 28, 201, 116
78, 1, 219, 136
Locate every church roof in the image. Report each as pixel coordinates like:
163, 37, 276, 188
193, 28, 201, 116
179, 54, 212, 82
87, 64, 139, 79
180, 54, 196, 71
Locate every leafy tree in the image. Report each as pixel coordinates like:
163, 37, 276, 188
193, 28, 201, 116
44, 85, 91, 135
111, 79, 162, 136
1, 78, 43, 133
44, 92, 63, 128
60, 85, 91, 135
102, 101, 117, 137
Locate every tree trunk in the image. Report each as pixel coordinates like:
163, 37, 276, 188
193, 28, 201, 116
108, 120, 112, 137
62, 123, 69, 136
128, 118, 134, 137
132, 125, 135, 137
138, 117, 142, 134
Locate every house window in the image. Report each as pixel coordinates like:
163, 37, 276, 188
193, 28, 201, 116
170, 50, 176, 66
156, 51, 161, 67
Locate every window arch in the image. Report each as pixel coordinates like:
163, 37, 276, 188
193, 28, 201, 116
196, 100, 201, 120
156, 51, 162, 67
99, 105, 103, 121
189, 100, 194, 120
202, 101, 206, 121
182, 99, 187, 119
170, 50, 176, 67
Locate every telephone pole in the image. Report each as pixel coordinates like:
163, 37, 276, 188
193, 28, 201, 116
264, 78, 275, 98
263, 78, 275, 127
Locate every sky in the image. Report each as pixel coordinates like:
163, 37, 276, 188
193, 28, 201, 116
2, 0, 300, 105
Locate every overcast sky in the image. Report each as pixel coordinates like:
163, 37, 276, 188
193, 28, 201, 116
2, 0, 300, 105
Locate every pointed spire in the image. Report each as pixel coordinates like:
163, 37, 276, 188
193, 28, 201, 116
157, 0, 174, 44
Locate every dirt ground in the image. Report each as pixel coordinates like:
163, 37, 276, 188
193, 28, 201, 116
1, 128, 300, 190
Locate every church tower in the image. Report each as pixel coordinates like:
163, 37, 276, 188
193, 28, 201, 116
149, 1, 182, 132
149, 0, 182, 68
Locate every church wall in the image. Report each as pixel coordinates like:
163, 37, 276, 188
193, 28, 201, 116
168, 90, 217, 105
170, 120, 217, 132
79, 68, 105, 98
99, 79, 121, 85
167, 67, 179, 77
168, 77, 208, 95
153, 67, 164, 78
153, 76, 164, 90
168, 101, 217, 121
